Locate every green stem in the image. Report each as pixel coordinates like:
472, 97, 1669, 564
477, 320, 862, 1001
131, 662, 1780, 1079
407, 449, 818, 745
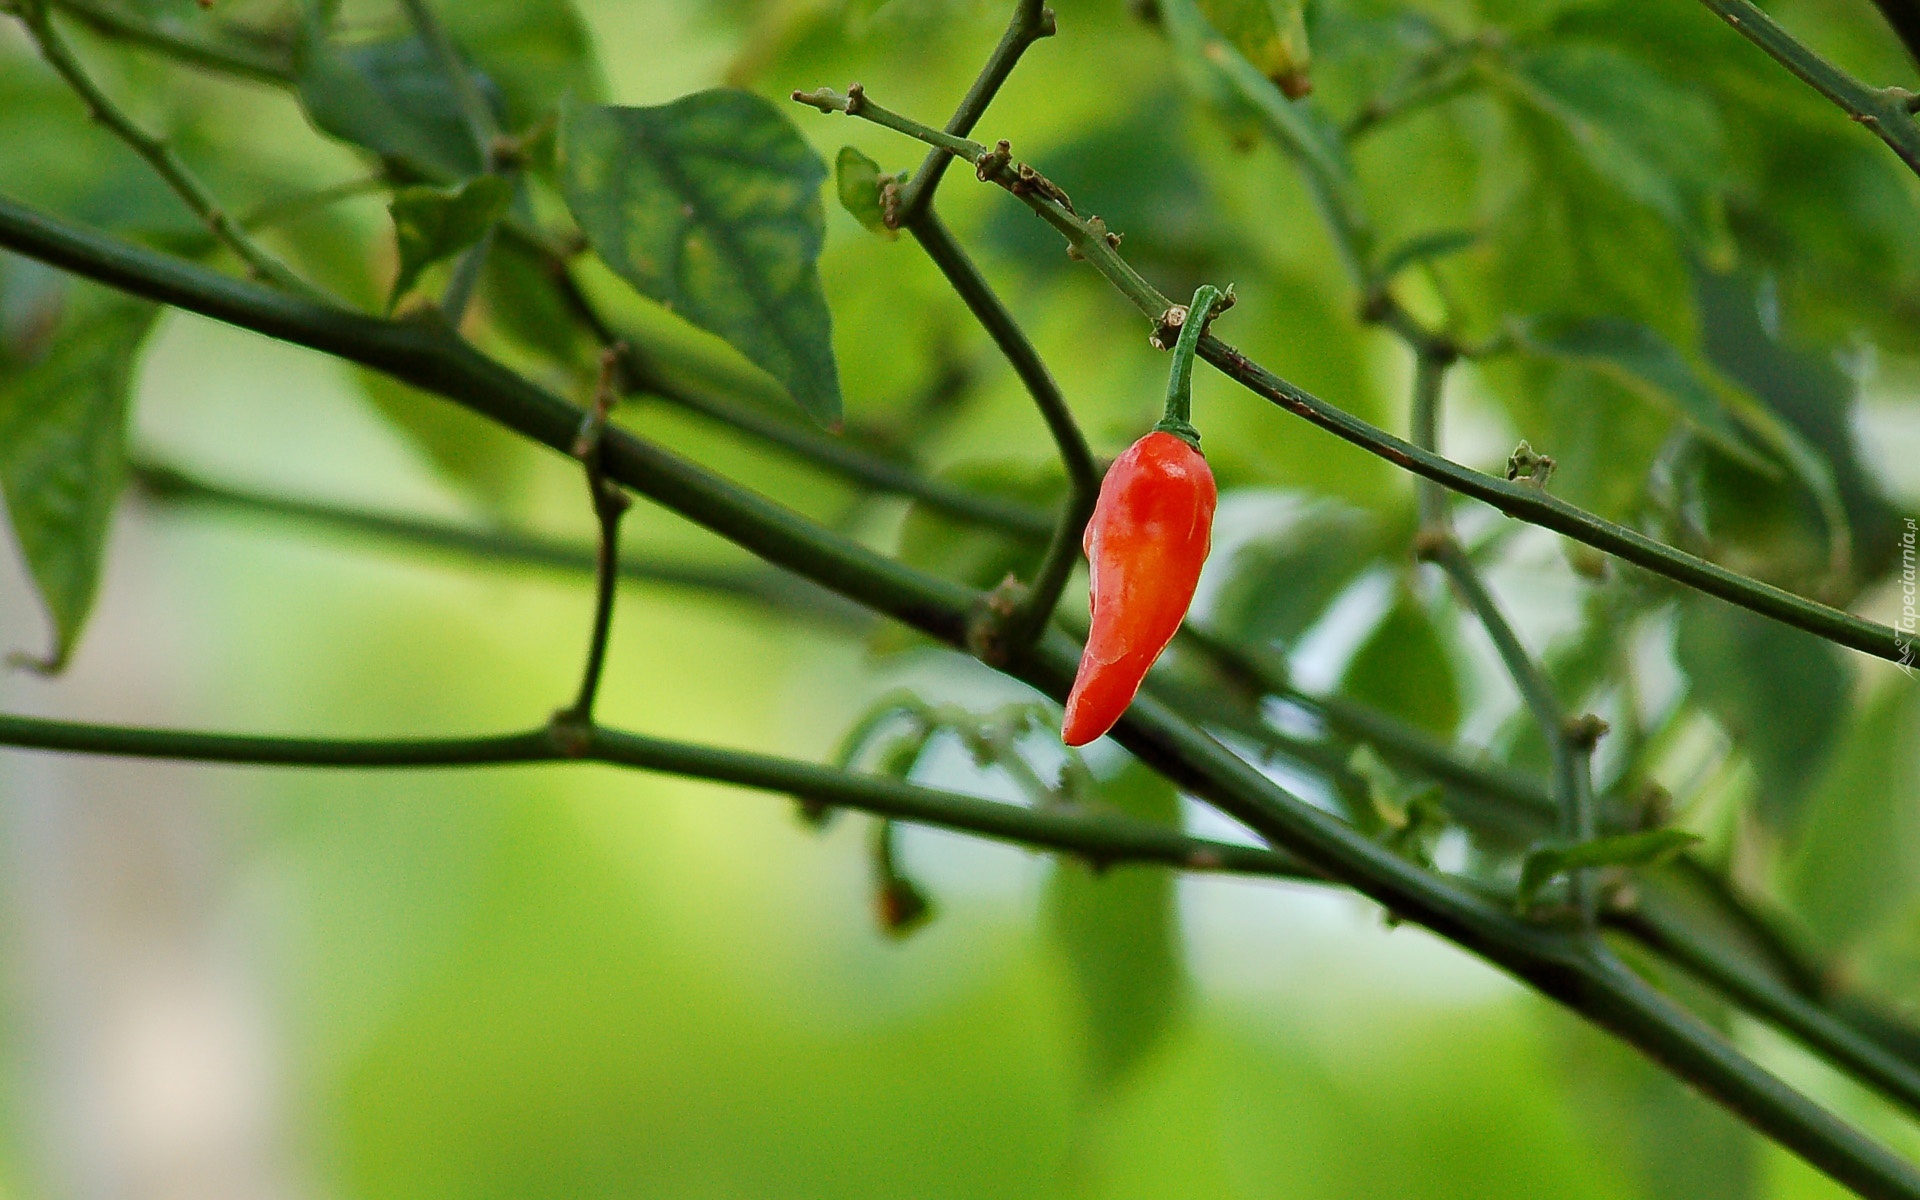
6, 192, 1920, 1200
1410, 350, 1593, 925
1155, 283, 1222, 447
1697, 0, 1920, 178
906, 209, 1096, 646
0, 710, 1310, 880
14, 0, 323, 299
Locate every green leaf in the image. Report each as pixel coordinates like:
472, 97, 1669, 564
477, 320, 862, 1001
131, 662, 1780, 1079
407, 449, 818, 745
438, 0, 603, 131
895, 460, 1060, 589
1377, 228, 1478, 283
1499, 43, 1731, 255
1207, 499, 1378, 649
296, 0, 598, 179
834, 146, 898, 238
1781, 683, 1920, 956
1674, 595, 1848, 832
1550, 986, 1761, 1200
1044, 761, 1185, 1092
1517, 829, 1701, 911
354, 368, 533, 511
1193, 0, 1313, 97
562, 92, 842, 426
386, 175, 514, 311
1514, 315, 1772, 472
297, 33, 490, 180
1338, 587, 1461, 740
0, 297, 158, 670
1161, 0, 1361, 254
981, 106, 1232, 297
478, 233, 588, 363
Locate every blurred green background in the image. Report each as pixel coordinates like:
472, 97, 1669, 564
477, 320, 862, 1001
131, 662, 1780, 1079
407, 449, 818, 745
2, 1, 1920, 1198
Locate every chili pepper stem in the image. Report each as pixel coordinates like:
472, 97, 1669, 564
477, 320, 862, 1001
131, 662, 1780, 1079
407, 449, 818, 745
1155, 284, 1225, 449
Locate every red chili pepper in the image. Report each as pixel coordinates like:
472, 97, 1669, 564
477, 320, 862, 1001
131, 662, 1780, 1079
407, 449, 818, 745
1061, 284, 1226, 747
1062, 431, 1217, 746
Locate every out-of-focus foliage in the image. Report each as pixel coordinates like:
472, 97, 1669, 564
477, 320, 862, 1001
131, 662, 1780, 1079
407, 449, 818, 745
2, 0, 1919, 1197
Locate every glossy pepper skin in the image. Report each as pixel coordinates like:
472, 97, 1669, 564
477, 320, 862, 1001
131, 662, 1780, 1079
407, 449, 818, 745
1061, 430, 1217, 746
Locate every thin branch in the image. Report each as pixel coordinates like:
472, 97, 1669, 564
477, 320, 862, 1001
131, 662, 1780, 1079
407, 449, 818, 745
894, 0, 1055, 224
0, 709, 1312, 881
1697, 0, 1920, 177
790, 83, 1911, 664
633, 363, 1055, 541
128, 460, 871, 629
1409, 350, 1594, 925
557, 350, 632, 724
48, 0, 296, 85
906, 210, 1097, 650
13, 0, 324, 299
7, 193, 1920, 1200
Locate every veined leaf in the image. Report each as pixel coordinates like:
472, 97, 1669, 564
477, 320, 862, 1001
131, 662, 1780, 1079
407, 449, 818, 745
562, 92, 842, 426
1515, 315, 1772, 472
0, 297, 158, 670
296, 0, 599, 179
387, 175, 514, 311
1517, 829, 1700, 911
297, 33, 490, 181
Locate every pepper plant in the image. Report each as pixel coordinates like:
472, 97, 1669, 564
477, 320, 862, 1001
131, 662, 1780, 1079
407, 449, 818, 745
1, 0, 1920, 1195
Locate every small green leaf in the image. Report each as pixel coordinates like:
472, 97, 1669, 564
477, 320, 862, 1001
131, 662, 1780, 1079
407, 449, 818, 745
834, 146, 898, 238
297, 33, 490, 180
562, 92, 842, 426
1193, 0, 1312, 97
1518, 829, 1701, 912
1338, 587, 1461, 740
387, 175, 514, 311
0, 298, 158, 670
1044, 761, 1185, 1092
1515, 315, 1772, 472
